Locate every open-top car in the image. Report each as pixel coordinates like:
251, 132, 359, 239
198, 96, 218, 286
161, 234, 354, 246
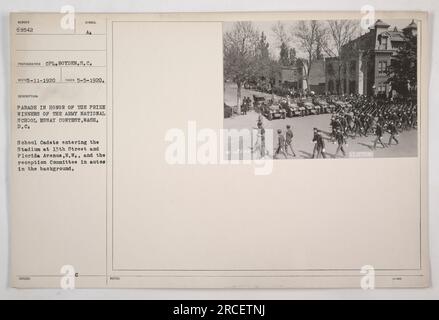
253, 95, 266, 113
278, 98, 290, 116
289, 100, 303, 117
279, 98, 301, 117
296, 100, 306, 116
262, 101, 286, 120
298, 98, 320, 115
290, 101, 303, 117
313, 97, 335, 113
312, 97, 330, 113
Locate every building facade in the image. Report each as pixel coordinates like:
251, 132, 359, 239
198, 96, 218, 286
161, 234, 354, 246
275, 58, 327, 94
308, 59, 326, 94
275, 59, 306, 91
325, 19, 417, 97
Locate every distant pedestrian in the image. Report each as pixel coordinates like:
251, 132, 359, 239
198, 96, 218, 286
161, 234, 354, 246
275, 129, 287, 159
387, 121, 399, 146
334, 129, 346, 157
373, 122, 386, 149
312, 128, 326, 159
285, 125, 296, 157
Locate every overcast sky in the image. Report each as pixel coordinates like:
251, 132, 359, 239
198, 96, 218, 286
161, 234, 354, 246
223, 19, 413, 59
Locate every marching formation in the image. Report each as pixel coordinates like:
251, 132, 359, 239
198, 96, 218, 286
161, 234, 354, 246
328, 95, 417, 153
250, 94, 417, 159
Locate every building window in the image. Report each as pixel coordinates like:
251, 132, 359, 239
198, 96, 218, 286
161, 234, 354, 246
350, 60, 356, 74
380, 36, 388, 50
378, 61, 388, 75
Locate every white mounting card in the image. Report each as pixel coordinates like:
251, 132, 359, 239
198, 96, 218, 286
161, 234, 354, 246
10, 11, 429, 288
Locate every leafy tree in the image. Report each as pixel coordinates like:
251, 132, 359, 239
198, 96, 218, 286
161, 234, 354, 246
279, 42, 297, 67
256, 31, 270, 59
272, 22, 297, 67
279, 41, 290, 66
386, 30, 417, 97
253, 31, 278, 89
223, 22, 259, 112
289, 48, 297, 65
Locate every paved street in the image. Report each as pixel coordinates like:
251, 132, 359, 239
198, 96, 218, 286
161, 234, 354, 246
224, 82, 417, 159
224, 110, 417, 159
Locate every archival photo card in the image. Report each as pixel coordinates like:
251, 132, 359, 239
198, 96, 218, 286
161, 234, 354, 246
9, 11, 429, 289
223, 18, 419, 160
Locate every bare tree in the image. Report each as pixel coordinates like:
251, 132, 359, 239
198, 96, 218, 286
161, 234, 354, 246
223, 22, 259, 112
272, 21, 298, 67
271, 21, 291, 48
314, 24, 329, 60
291, 20, 327, 91
324, 20, 359, 94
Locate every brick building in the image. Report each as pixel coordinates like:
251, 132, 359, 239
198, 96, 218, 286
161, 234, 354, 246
325, 19, 417, 97
308, 59, 326, 94
275, 58, 326, 94
275, 59, 306, 91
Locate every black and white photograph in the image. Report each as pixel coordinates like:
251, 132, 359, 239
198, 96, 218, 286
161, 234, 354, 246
1, 2, 436, 300
223, 19, 418, 159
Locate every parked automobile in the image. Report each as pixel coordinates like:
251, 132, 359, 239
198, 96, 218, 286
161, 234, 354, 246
298, 98, 320, 115
279, 98, 301, 117
253, 95, 266, 113
262, 101, 286, 120
290, 100, 303, 117
312, 97, 330, 113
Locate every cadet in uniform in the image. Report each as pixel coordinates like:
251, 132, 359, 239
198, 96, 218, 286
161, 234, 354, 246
373, 121, 386, 149
312, 128, 326, 159
387, 121, 399, 146
330, 115, 340, 141
275, 129, 287, 159
285, 125, 296, 157
334, 129, 346, 157
353, 113, 364, 137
